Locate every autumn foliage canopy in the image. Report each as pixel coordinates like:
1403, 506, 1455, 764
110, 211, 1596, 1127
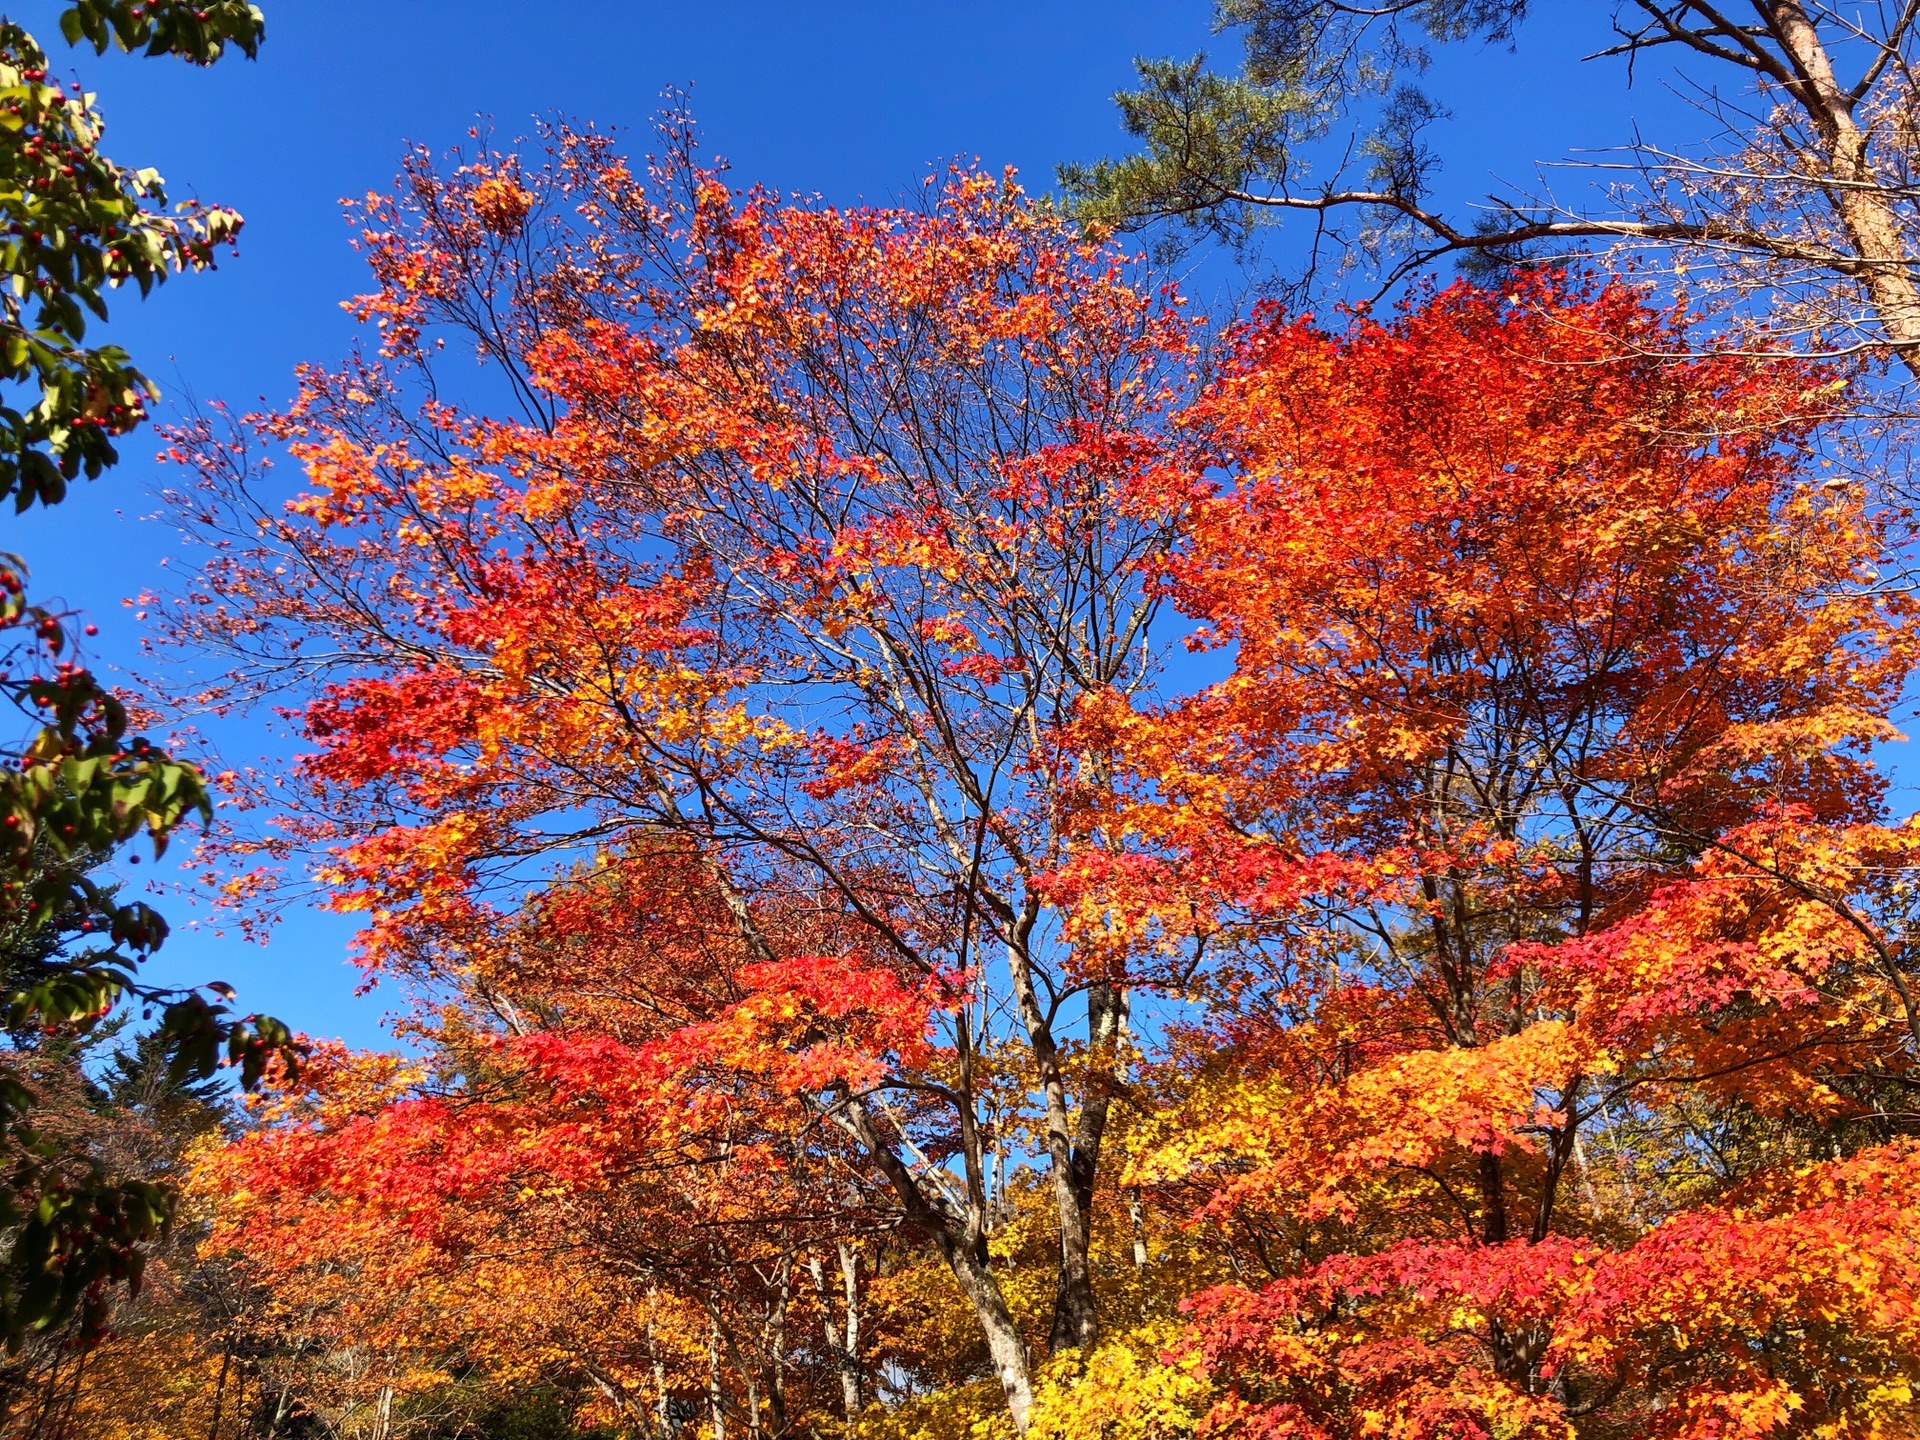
148, 118, 1920, 1440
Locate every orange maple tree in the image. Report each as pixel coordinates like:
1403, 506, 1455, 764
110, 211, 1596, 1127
1066, 279, 1920, 1440
158, 118, 1920, 1440
166, 114, 1208, 1429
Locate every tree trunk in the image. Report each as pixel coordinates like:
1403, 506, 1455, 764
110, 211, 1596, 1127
837, 1242, 861, 1411
808, 1245, 863, 1417
1001, 908, 1102, 1359
940, 1233, 1035, 1429
1764, 0, 1920, 377
1048, 981, 1127, 1354
1834, 162, 1920, 376
708, 1318, 727, 1440
586, 1367, 655, 1436
831, 1089, 1035, 1428
652, 1340, 672, 1437
207, 1346, 232, 1440
762, 1257, 788, 1440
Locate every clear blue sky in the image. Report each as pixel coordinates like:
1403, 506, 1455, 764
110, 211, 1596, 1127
3, 1, 1758, 1047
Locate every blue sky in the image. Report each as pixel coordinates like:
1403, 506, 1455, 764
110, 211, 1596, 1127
6, 1, 1752, 1047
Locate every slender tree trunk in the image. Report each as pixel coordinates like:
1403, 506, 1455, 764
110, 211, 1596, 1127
1048, 981, 1127, 1354
838, 1242, 861, 1411
708, 827, 1032, 1418
1001, 908, 1102, 1358
1128, 1191, 1149, 1273
648, 1312, 672, 1438
207, 1345, 233, 1440
709, 817, 1035, 1421
1531, 1078, 1585, 1242
1571, 1128, 1604, 1218
762, 1257, 788, 1440
992, 1146, 1007, 1230
831, 1089, 1034, 1428
708, 1317, 727, 1440
586, 1368, 650, 1435
808, 1245, 863, 1417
